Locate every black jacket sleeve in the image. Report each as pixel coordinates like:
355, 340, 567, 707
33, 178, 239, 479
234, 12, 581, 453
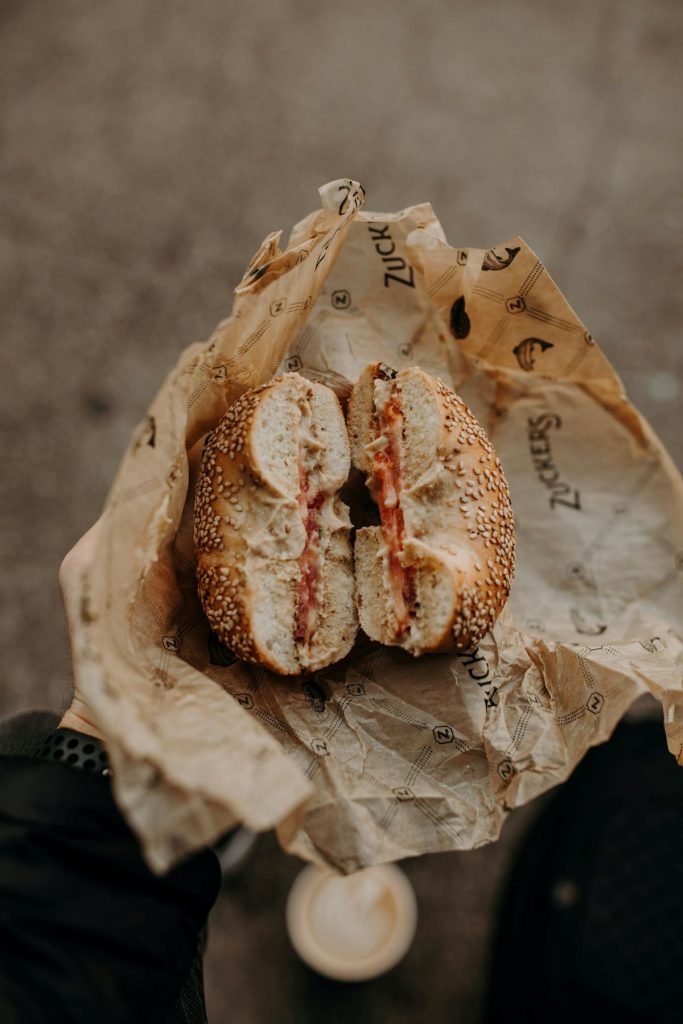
0, 755, 221, 1024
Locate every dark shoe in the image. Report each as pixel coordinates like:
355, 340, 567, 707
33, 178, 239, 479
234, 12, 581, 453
485, 720, 683, 1024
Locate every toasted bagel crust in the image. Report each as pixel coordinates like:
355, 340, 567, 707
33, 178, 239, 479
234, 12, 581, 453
348, 363, 516, 655
194, 373, 356, 675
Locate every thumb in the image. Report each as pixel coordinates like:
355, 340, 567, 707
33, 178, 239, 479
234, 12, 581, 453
59, 519, 103, 639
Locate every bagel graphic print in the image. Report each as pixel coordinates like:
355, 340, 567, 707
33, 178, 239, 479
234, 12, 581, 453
482, 245, 521, 271
513, 336, 554, 370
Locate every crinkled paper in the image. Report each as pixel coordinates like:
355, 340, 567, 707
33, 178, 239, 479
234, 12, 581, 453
74, 179, 683, 873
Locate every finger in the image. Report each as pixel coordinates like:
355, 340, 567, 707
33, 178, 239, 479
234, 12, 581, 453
59, 518, 104, 593
59, 518, 104, 698
59, 696, 103, 740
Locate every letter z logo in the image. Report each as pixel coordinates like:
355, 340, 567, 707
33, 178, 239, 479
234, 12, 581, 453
433, 725, 455, 744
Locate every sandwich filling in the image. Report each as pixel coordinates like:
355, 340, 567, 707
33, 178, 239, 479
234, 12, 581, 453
370, 374, 417, 638
295, 393, 324, 651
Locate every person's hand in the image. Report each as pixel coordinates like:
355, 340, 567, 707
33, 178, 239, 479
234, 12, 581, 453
58, 520, 103, 739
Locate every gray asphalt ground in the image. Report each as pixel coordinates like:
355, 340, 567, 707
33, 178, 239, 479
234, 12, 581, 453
1, 1, 682, 1020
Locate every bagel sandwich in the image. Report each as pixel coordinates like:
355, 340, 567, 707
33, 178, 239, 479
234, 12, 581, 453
347, 362, 515, 656
194, 373, 356, 675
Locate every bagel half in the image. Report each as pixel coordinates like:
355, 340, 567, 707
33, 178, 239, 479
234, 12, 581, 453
194, 373, 357, 675
347, 363, 515, 656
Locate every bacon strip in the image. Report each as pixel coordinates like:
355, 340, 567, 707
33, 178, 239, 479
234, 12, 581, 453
373, 395, 416, 638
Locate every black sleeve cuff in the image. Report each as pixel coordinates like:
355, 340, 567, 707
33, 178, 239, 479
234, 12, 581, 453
0, 755, 221, 1024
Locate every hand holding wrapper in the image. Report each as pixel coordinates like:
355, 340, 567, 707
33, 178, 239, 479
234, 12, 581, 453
70, 179, 683, 874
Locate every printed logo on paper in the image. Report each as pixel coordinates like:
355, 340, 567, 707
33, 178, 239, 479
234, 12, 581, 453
457, 648, 499, 708
331, 289, 351, 310
433, 725, 455, 744
513, 337, 554, 371
483, 246, 520, 272
336, 180, 366, 216
505, 295, 526, 315
586, 691, 604, 715
527, 413, 582, 511
368, 224, 415, 289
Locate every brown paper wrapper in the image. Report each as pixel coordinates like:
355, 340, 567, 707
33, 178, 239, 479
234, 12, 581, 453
73, 179, 683, 873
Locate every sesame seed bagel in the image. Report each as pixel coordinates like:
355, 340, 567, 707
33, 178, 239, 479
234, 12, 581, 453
194, 373, 357, 675
348, 363, 515, 656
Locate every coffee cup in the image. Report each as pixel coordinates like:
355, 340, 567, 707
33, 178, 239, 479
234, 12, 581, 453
286, 863, 418, 981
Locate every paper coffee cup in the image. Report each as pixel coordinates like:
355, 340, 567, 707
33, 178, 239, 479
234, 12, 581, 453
286, 863, 418, 981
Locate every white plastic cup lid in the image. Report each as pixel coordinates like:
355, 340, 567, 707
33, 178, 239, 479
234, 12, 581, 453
286, 863, 418, 982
